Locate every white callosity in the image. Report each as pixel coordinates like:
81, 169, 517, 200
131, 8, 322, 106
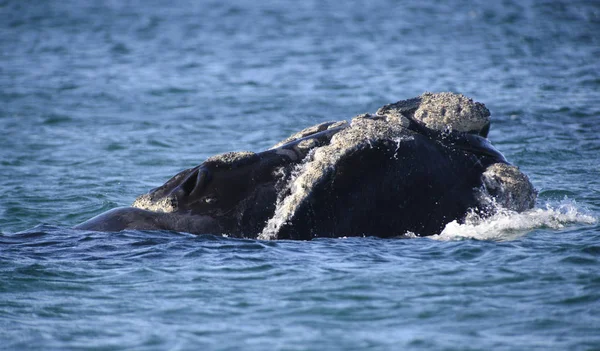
132, 193, 178, 213
205, 151, 257, 167
480, 163, 537, 212
413, 92, 490, 134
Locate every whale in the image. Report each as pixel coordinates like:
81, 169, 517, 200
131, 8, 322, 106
74, 93, 536, 239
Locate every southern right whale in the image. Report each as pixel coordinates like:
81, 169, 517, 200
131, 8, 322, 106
75, 92, 536, 239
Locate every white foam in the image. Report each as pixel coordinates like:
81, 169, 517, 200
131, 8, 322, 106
432, 200, 597, 241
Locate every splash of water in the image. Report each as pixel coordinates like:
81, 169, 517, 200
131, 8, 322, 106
432, 200, 597, 241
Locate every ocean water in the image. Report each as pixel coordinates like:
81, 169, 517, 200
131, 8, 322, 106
1, 0, 599, 349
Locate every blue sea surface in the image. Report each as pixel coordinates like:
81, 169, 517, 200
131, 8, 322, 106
1, 0, 599, 350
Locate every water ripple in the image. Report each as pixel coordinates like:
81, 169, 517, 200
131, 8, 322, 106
1, 0, 599, 349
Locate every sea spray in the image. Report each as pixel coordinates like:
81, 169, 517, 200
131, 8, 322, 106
433, 199, 597, 241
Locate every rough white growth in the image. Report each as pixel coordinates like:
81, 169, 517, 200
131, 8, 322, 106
132, 193, 177, 213
205, 151, 256, 167
480, 163, 537, 212
413, 92, 490, 133
296, 138, 319, 150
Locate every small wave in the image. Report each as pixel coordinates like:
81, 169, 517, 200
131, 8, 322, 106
432, 200, 597, 241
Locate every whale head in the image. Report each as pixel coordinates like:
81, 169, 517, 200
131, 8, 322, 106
75, 93, 536, 238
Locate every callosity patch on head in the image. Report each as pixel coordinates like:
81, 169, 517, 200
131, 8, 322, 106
132, 193, 178, 213
480, 163, 537, 212
377, 92, 490, 136
376, 96, 422, 119
414, 92, 490, 135
205, 151, 258, 169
